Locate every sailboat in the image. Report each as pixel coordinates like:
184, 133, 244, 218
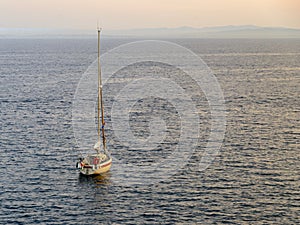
76, 28, 112, 175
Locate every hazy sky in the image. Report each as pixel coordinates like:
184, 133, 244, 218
1, 0, 300, 30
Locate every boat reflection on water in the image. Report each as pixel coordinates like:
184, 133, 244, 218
78, 171, 112, 186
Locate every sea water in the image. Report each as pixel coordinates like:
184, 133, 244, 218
0, 38, 299, 224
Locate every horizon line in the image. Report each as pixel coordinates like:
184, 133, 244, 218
1, 24, 300, 30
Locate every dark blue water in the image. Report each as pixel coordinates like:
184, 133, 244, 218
0, 38, 299, 224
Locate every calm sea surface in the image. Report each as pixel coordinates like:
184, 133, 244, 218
0, 38, 299, 224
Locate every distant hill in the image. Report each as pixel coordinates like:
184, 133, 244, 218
106, 25, 300, 38
1, 25, 300, 38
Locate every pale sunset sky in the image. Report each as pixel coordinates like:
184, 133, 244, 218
1, 0, 300, 30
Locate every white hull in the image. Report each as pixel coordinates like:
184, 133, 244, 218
77, 153, 112, 176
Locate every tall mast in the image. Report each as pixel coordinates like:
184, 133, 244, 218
97, 28, 106, 152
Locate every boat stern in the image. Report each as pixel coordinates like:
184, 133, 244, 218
76, 154, 112, 176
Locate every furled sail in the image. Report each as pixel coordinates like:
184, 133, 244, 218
94, 141, 101, 150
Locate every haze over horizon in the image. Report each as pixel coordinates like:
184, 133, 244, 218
1, 0, 300, 30
2, 25, 300, 39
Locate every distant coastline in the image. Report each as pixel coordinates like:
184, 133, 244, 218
1, 25, 300, 39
